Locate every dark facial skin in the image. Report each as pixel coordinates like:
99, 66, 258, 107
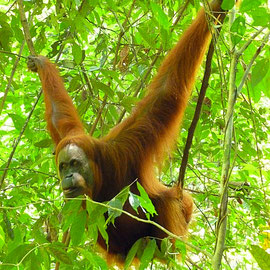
57, 144, 94, 198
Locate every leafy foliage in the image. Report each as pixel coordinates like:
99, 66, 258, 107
0, 0, 269, 269
250, 245, 270, 270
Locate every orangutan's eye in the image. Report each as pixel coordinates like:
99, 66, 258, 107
59, 162, 67, 171
70, 159, 80, 167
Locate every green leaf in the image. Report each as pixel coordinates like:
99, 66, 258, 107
11, 17, 24, 42
139, 239, 156, 270
175, 239, 187, 259
5, 244, 35, 264
77, 248, 108, 269
221, 0, 235, 10
251, 59, 270, 88
90, 253, 108, 269
62, 199, 83, 231
250, 245, 270, 270
108, 198, 123, 219
34, 138, 52, 148
250, 8, 270, 27
68, 75, 81, 91
3, 211, 14, 240
240, 0, 260, 12
138, 26, 155, 48
0, 22, 13, 50
129, 192, 141, 214
72, 43, 83, 65
230, 16, 246, 45
103, 188, 128, 222
9, 113, 25, 131
0, 12, 9, 23
91, 80, 114, 98
70, 210, 87, 245
86, 201, 109, 245
62, 199, 82, 216
39, 247, 50, 269
150, 2, 169, 30
47, 242, 73, 265
97, 214, 109, 246
87, 202, 107, 223
137, 182, 157, 216
124, 238, 142, 269
0, 225, 5, 251
121, 97, 139, 112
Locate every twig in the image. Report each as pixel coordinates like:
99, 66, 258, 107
172, 0, 191, 27
89, 96, 108, 136
212, 8, 237, 269
0, 90, 42, 190
80, 64, 93, 97
194, 201, 215, 234
237, 27, 265, 56
17, 0, 36, 55
177, 7, 227, 188
5, 1, 17, 14
0, 166, 58, 178
111, 0, 136, 68
178, 42, 215, 187
236, 29, 270, 97
0, 50, 27, 58
0, 41, 25, 115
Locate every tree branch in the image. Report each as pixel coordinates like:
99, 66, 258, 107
0, 41, 25, 115
212, 13, 269, 270
178, 8, 227, 188
17, 0, 36, 55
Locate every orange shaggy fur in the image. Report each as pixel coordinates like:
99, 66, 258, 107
29, 0, 224, 257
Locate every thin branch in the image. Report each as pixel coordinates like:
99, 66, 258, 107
212, 7, 237, 269
117, 49, 162, 123
236, 29, 270, 96
80, 64, 93, 97
5, 1, 17, 14
194, 201, 215, 234
17, 0, 36, 55
0, 90, 42, 190
0, 166, 58, 179
0, 41, 25, 115
237, 27, 265, 56
177, 42, 214, 186
89, 96, 108, 136
172, 0, 191, 27
177, 6, 227, 188
0, 50, 27, 58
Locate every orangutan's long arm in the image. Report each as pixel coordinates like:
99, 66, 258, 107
105, 1, 225, 163
28, 56, 84, 145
